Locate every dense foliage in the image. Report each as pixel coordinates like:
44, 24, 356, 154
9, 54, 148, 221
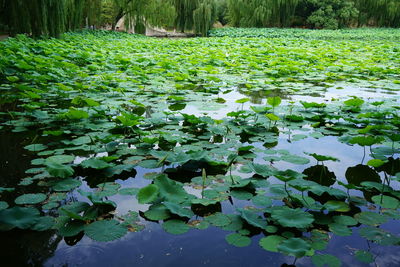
0, 29, 399, 266
1, 0, 399, 37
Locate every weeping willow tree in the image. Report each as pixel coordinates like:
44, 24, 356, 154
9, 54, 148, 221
0, 0, 102, 37
106, 0, 176, 32
356, 0, 400, 27
193, 0, 218, 36
227, 0, 298, 27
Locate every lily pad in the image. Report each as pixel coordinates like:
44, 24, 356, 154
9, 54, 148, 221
259, 235, 285, 252
311, 254, 341, 267
162, 219, 190, 235
0, 207, 40, 230
371, 195, 399, 209
15, 193, 47, 205
85, 220, 127, 242
137, 184, 159, 204
354, 212, 388, 226
277, 238, 311, 258
271, 207, 314, 228
225, 233, 251, 247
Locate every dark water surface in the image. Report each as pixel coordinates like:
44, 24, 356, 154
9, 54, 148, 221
1, 84, 399, 267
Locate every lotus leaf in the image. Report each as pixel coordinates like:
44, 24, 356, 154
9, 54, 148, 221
85, 220, 127, 242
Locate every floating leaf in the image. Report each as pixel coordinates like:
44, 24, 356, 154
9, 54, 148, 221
162, 219, 190, 235
355, 250, 374, 264
238, 209, 268, 229
52, 178, 82, 191
24, 144, 47, 152
143, 204, 171, 221
0, 201, 9, 210
46, 162, 74, 178
277, 238, 311, 258
271, 207, 314, 228
371, 195, 399, 209
15, 193, 47, 205
164, 202, 194, 218
137, 184, 159, 204
259, 235, 285, 252
359, 226, 400, 245
0, 207, 40, 230
324, 201, 350, 212
46, 155, 75, 164
31, 216, 55, 231
81, 158, 111, 169
225, 233, 251, 247
85, 220, 127, 242
354, 212, 387, 226
311, 254, 341, 267
205, 212, 231, 227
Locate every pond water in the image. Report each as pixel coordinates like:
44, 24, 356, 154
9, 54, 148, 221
1, 82, 399, 267
0, 31, 400, 267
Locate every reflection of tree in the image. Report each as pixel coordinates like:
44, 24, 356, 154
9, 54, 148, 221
0, 230, 62, 266
303, 165, 336, 186
0, 132, 35, 188
345, 164, 381, 202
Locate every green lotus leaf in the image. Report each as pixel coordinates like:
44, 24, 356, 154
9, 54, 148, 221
143, 204, 171, 221
46, 155, 75, 164
280, 154, 310, 165
354, 212, 388, 226
359, 226, 400, 245
46, 162, 74, 178
15, 193, 47, 205
266, 113, 280, 121
31, 216, 55, 231
164, 201, 194, 218
371, 195, 399, 209
154, 175, 191, 203
162, 219, 190, 235
137, 184, 159, 204
24, 144, 47, 152
271, 207, 314, 228
118, 187, 139, 196
81, 158, 111, 169
355, 250, 374, 264
58, 220, 85, 237
328, 223, 352, 236
324, 201, 350, 212
205, 212, 232, 227
267, 96, 281, 107
349, 136, 384, 147
225, 233, 251, 247
52, 178, 82, 191
311, 254, 341, 267
235, 98, 250, 104
332, 215, 357, 226
0, 207, 40, 230
305, 152, 339, 162
230, 190, 253, 200
367, 159, 385, 168
259, 235, 285, 252
252, 195, 272, 207
85, 219, 127, 242
277, 237, 311, 258
238, 208, 268, 229
0, 201, 9, 210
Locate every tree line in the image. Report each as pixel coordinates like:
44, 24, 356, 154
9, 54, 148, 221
0, 0, 399, 37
